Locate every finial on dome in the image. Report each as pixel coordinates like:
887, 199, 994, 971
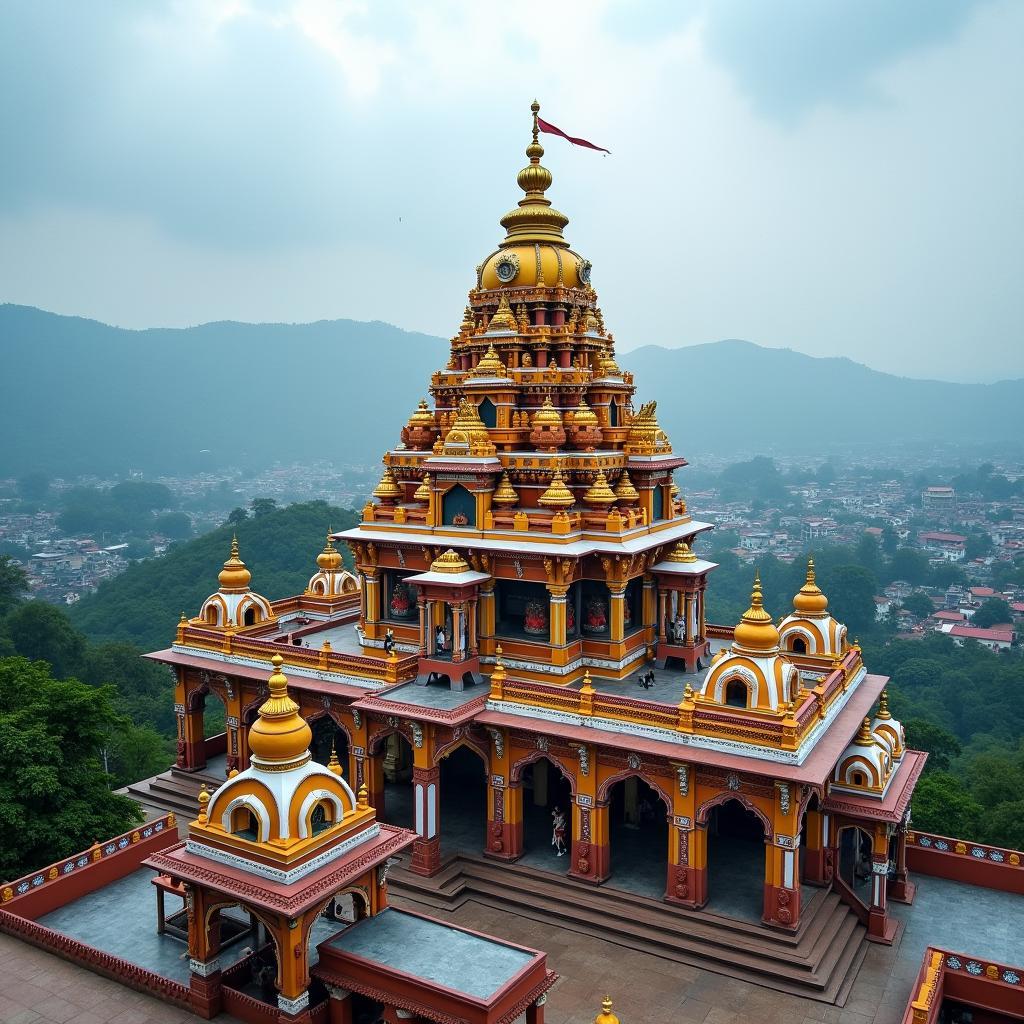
317, 531, 343, 571
595, 996, 620, 1024
793, 557, 829, 615
357, 783, 370, 811
877, 690, 892, 720
328, 749, 343, 776
856, 717, 875, 745
197, 784, 210, 824
538, 465, 576, 508
218, 534, 252, 592
247, 654, 313, 769
733, 571, 781, 653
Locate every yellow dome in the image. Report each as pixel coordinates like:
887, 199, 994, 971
594, 997, 620, 1024
247, 655, 312, 768
413, 473, 432, 504
479, 244, 588, 291
583, 470, 617, 507
316, 533, 343, 571
431, 548, 470, 574
733, 573, 781, 653
613, 470, 639, 504
538, 466, 576, 508
665, 540, 698, 564
532, 395, 563, 428
218, 536, 252, 592
793, 558, 829, 615
407, 399, 435, 429
491, 470, 519, 507
570, 400, 599, 427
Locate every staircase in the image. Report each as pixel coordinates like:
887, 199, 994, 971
119, 765, 227, 819
388, 854, 868, 1005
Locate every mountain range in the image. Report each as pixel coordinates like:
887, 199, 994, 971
1, 303, 1021, 477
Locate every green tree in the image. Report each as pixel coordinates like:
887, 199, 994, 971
901, 592, 935, 620
0, 657, 143, 880
16, 472, 50, 503
972, 597, 1013, 628
881, 527, 899, 557
931, 562, 967, 588
251, 497, 278, 517
965, 532, 993, 560
822, 564, 877, 636
905, 719, 961, 773
910, 772, 982, 838
227, 507, 248, 525
981, 801, 1024, 850
889, 548, 931, 585
0, 555, 29, 616
5, 602, 86, 679
152, 511, 192, 539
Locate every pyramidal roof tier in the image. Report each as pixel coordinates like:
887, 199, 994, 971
344, 102, 711, 554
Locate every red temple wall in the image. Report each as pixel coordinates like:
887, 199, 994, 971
905, 832, 1024, 897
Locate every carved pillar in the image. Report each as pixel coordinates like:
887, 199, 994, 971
803, 807, 829, 885
608, 584, 626, 644
417, 594, 428, 657
363, 571, 380, 629
486, 776, 523, 862
867, 823, 896, 941
468, 598, 479, 657
479, 581, 496, 654
365, 752, 385, 819
642, 576, 657, 632
547, 584, 568, 648
889, 821, 915, 903
568, 798, 609, 884
325, 986, 353, 1024
451, 602, 465, 663
762, 835, 801, 931
657, 589, 668, 642
526, 995, 546, 1024
179, 705, 206, 772
186, 887, 223, 1019
410, 764, 441, 876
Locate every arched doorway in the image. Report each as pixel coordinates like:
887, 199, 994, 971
838, 825, 874, 908
375, 731, 414, 832
309, 716, 350, 775
518, 756, 573, 873
441, 485, 475, 527
704, 798, 768, 921
606, 776, 669, 899
187, 686, 229, 779
438, 744, 488, 857
478, 397, 497, 428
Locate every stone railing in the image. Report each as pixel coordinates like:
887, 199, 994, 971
176, 624, 418, 685
936, 948, 1021, 986
2, 814, 176, 904
908, 949, 943, 1023
906, 830, 1024, 895
904, 946, 1022, 1024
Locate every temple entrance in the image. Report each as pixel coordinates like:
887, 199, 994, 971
310, 715, 349, 774
439, 744, 488, 857
838, 825, 874, 908
607, 777, 669, 899
377, 732, 414, 832
518, 757, 573, 873
184, 688, 229, 778
705, 799, 768, 922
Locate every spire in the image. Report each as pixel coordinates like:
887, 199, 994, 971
733, 571, 781, 653
582, 470, 617, 507
613, 470, 639, 504
876, 690, 892, 720
413, 473, 432, 504
491, 470, 519, 507
218, 535, 252, 592
855, 716, 876, 745
487, 296, 518, 334
499, 101, 569, 247
372, 466, 402, 502
595, 997, 620, 1024
793, 557, 829, 616
538, 465, 576, 508
247, 654, 313, 769
316, 531, 343, 571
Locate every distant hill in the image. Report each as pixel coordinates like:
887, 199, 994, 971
2, 304, 1022, 475
68, 500, 358, 652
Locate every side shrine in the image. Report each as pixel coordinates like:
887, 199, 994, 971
142, 102, 926, 970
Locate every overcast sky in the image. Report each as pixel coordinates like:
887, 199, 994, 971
1, 0, 1021, 383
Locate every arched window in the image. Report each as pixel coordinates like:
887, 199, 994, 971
478, 398, 497, 428
442, 485, 475, 527
608, 401, 618, 427
791, 637, 807, 655
243, 606, 257, 627
205, 605, 218, 626
310, 801, 334, 835
725, 679, 748, 708
231, 806, 259, 840
851, 771, 866, 787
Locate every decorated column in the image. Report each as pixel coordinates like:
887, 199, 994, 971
867, 822, 897, 941
803, 805, 831, 885
185, 885, 223, 1018
325, 985, 354, 1024
451, 601, 465, 662
762, 781, 801, 930
485, 727, 523, 861
889, 818, 915, 903
410, 735, 442, 876
547, 584, 568, 649
177, 704, 207, 771
478, 580, 496, 655
608, 583, 627, 644
665, 762, 699, 907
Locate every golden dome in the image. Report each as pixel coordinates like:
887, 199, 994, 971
532, 395, 563, 428
733, 573, 781, 653
598, 349, 621, 377
413, 473, 432, 503
479, 243, 588, 291
538, 466, 576, 508
431, 548, 470, 574
373, 467, 402, 502
595, 997, 620, 1024
218, 536, 252, 592
583, 470, 617, 507
665, 540, 698, 564
624, 401, 672, 455
407, 399, 435, 429
793, 558, 829, 616
316, 533, 343, 571
491, 470, 519, 507
571, 399, 599, 427
487, 294, 519, 333
247, 655, 312, 769
471, 343, 508, 377
443, 398, 497, 457
613, 470, 639, 504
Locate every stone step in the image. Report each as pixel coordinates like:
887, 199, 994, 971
388, 853, 867, 1004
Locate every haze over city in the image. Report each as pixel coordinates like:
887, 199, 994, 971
1, 0, 1022, 383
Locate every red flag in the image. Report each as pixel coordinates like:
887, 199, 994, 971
537, 116, 610, 154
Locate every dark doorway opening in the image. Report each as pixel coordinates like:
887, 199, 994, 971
705, 799, 767, 922
607, 777, 668, 898
519, 757, 573, 874
439, 744, 487, 857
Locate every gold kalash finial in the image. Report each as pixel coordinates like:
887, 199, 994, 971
501, 101, 567, 246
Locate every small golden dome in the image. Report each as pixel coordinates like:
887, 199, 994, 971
443, 398, 496, 457
598, 349, 621, 377
431, 548, 470, 574
538, 466, 576, 508
491, 470, 519, 507
413, 473, 432, 504
583, 470, 617, 507
733, 573, 781, 653
460, 306, 475, 334
855, 716, 876, 746
248, 655, 312, 768
595, 997, 620, 1024
372, 467, 402, 502
571, 399, 599, 427
471, 343, 508, 377
328, 750, 343, 776
876, 690, 892, 720
666, 540, 698, 564
624, 401, 672, 455
218, 536, 252, 592
487, 294, 518, 333
793, 558, 829, 615
532, 395, 563, 428
316, 533, 343, 571
407, 399, 435, 429
613, 470, 639, 504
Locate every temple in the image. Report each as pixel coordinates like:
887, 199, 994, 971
144, 101, 925, 960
